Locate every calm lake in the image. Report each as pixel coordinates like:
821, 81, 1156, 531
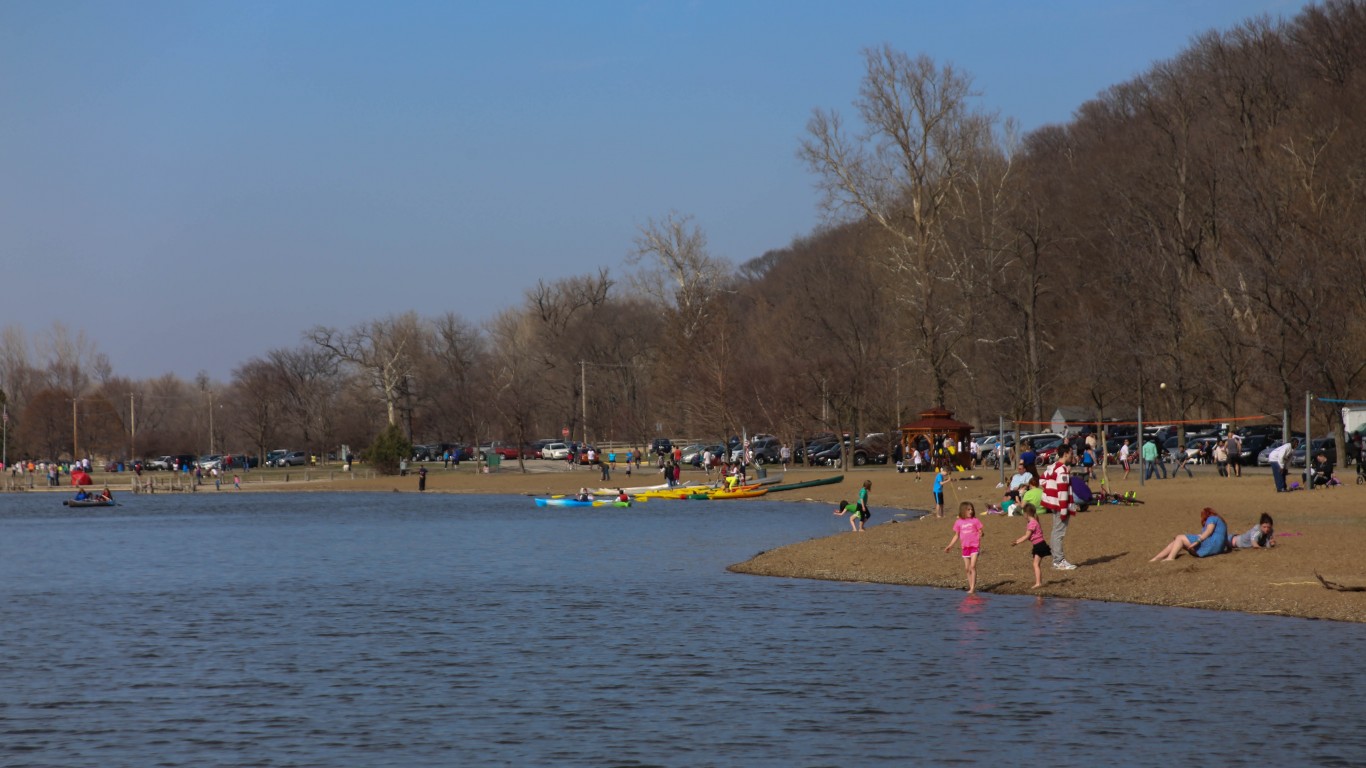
2, 492, 1363, 767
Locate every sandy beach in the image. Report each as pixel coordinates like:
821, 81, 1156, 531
38, 458, 1366, 623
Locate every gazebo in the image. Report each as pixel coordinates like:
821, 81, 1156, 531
900, 407, 976, 470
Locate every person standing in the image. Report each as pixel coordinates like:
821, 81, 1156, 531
1268, 439, 1295, 493
932, 467, 946, 518
1142, 437, 1166, 480
857, 479, 872, 520
1119, 438, 1132, 479
418, 465, 428, 491
1226, 433, 1243, 477
1172, 444, 1194, 478
1042, 443, 1077, 570
780, 444, 791, 471
1213, 440, 1229, 478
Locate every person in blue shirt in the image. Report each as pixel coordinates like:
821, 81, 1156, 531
1019, 440, 1037, 472
933, 467, 947, 518
1149, 507, 1229, 561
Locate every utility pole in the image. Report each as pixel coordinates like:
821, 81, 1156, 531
580, 360, 588, 446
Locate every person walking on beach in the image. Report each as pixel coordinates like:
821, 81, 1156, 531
1268, 438, 1294, 492
1213, 440, 1229, 477
1011, 503, 1051, 588
932, 466, 947, 518
1226, 432, 1243, 477
944, 502, 983, 594
833, 500, 864, 532
780, 444, 791, 471
913, 448, 924, 480
1119, 438, 1132, 479
1042, 443, 1077, 570
233, 474, 241, 490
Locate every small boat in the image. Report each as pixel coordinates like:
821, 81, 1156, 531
765, 475, 844, 493
63, 498, 116, 507
590, 481, 696, 497
534, 498, 632, 508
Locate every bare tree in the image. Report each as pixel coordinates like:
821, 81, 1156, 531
308, 313, 421, 427
800, 46, 999, 406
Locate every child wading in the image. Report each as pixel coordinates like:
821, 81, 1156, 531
857, 480, 872, 521
833, 500, 866, 532
944, 501, 984, 593
1010, 503, 1052, 588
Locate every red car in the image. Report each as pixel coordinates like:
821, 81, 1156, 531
479, 442, 523, 460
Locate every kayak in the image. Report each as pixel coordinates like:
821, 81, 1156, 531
590, 481, 696, 497
534, 498, 632, 508
685, 488, 769, 500
765, 475, 844, 493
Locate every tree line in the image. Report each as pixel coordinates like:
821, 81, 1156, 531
2, 1, 1362, 471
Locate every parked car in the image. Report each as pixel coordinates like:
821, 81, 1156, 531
527, 439, 557, 459
197, 455, 223, 471
649, 438, 673, 457
146, 456, 172, 471
1291, 438, 1337, 468
479, 442, 523, 460
266, 449, 289, 466
679, 443, 707, 465
1257, 440, 1285, 466
542, 442, 571, 460
1233, 434, 1272, 466
748, 436, 782, 465
275, 450, 308, 467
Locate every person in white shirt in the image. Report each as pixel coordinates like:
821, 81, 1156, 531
1268, 439, 1296, 492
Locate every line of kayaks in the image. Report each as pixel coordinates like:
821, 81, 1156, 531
532, 474, 845, 506
534, 498, 634, 508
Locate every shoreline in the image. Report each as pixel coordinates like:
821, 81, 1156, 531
18, 461, 1366, 623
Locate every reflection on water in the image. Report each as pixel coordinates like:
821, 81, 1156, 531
1, 492, 1364, 766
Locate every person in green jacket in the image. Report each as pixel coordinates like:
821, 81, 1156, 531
1142, 437, 1167, 480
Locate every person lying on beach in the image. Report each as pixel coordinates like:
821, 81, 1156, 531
1150, 506, 1229, 562
1229, 513, 1276, 550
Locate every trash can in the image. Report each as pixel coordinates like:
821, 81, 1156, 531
486, 454, 502, 470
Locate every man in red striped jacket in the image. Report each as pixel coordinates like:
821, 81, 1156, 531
1042, 443, 1078, 570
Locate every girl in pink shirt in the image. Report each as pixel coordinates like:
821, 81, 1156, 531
1010, 503, 1052, 588
944, 501, 984, 594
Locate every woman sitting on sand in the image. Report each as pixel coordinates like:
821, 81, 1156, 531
1229, 513, 1276, 550
1150, 506, 1229, 561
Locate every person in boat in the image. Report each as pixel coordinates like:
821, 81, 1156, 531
576, 487, 593, 502
99, 487, 113, 501
616, 489, 629, 503
74, 489, 90, 501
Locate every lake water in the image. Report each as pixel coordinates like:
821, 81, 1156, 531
2, 492, 1364, 767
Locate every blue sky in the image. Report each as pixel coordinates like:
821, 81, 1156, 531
0, 0, 1307, 381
